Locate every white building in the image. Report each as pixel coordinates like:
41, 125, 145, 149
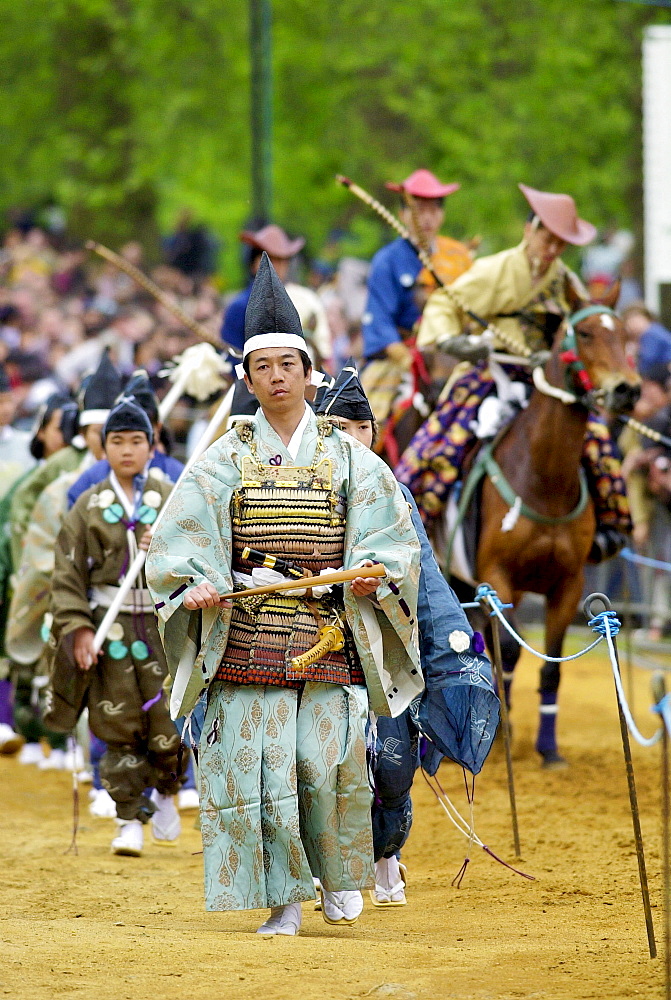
643, 25, 671, 321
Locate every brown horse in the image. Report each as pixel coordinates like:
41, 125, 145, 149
466, 284, 639, 766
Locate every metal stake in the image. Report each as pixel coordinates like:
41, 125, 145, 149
653, 671, 670, 995
585, 593, 657, 959
480, 590, 521, 857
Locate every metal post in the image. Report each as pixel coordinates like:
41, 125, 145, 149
479, 591, 521, 858
652, 672, 670, 997
249, 0, 273, 222
584, 593, 657, 959
623, 572, 635, 711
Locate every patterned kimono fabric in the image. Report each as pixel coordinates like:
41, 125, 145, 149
200, 425, 373, 911
50, 477, 186, 820
397, 286, 631, 534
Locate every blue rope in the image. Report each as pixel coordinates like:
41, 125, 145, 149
474, 584, 513, 612
620, 547, 671, 574
597, 610, 662, 748
587, 610, 621, 638
652, 694, 671, 738
471, 585, 664, 747
474, 584, 604, 662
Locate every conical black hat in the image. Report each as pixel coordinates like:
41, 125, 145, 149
120, 370, 158, 423
312, 377, 334, 412
79, 350, 123, 424
243, 252, 305, 357
316, 360, 373, 422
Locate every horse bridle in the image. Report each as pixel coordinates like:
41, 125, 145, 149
558, 304, 619, 408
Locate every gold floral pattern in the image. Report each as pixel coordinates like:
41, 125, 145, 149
199, 681, 373, 911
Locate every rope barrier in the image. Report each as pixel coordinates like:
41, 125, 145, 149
474, 583, 604, 662
461, 584, 664, 747
597, 611, 662, 748
620, 547, 671, 574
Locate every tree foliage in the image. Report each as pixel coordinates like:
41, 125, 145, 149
0, 0, 666, 282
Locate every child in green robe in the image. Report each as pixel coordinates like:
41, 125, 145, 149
51, 397, 186, 856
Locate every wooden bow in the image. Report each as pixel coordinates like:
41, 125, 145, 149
219, 563, 386, 602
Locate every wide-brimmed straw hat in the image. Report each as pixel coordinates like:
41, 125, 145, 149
519, 183, 597, 246
385, 169, 460, 199
239, 224, 305, 259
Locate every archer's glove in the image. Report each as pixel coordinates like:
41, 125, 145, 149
439, 335, 490, 364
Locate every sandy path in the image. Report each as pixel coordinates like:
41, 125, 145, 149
0, 638, 667, 1000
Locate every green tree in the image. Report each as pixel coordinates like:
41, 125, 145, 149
0, 0, 666, 283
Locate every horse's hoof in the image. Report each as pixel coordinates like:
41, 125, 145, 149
540, 752, 568, 770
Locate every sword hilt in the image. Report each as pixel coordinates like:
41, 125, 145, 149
240, 547, 305, 580
289, 625, 345, 673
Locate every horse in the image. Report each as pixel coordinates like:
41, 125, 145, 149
447, 283, 640, 767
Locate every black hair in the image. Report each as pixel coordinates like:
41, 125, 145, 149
243, 348, 311, 379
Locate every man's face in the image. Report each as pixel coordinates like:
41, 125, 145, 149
244, 348, 311, 412
400, 198, 444, 245
524, 221, 567, 271
104, 430, 152, 479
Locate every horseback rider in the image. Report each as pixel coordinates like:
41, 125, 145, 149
396, 183, 631, 564
360, 170, 472, 456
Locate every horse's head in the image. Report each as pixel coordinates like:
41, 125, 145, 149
556, 282, 640, 414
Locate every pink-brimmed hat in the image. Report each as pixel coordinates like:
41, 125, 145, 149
519, 184, 597, 246
239, 224, 305, 259
385, 169, 460, 199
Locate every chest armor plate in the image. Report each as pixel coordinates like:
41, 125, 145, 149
217, 455, 363, 690
232, 456, 346, 576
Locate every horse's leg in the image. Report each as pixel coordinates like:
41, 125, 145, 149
536, 577, 584, 768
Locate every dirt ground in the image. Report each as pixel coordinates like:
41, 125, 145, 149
1, 634, 668, 1000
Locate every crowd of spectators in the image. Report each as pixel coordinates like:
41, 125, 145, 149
1, 213, 671, 642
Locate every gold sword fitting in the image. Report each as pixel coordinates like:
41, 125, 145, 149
289, 625, 345, 673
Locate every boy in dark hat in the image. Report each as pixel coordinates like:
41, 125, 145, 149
67, 369, 183, 509
148, 254, 421, 933
317, 363, 496, 906
50, 396, 187, 855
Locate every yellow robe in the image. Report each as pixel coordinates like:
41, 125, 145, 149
418, 240, 577, 355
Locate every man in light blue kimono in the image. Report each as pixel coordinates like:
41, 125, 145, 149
146, 254, 422, 936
